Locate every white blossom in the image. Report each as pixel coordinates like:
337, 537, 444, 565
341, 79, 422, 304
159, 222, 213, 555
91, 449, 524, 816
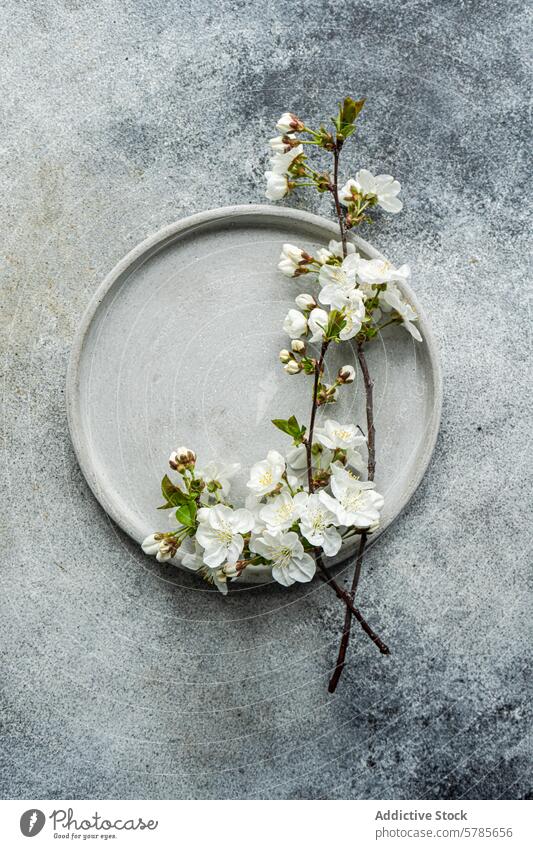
141, 533, 179, 562
275, 112, 304, 133
196, 460, 240, 497
142, 533, 162, 556
247, 449, 286, 496
316, 247, 334, 265
291, 338, 306, 353
278, 243, 307, 276
314, 419, 366, 451
318, 253, 361, 308
339, 293, 366, 340
283, 308, 307, 338
380, 283, 422, 341
265, 171, 289, 200
328, 239, 356, 257
250, 530, 316, 586
259, 491, 308, 532
320, 465, 384, 528
356, 256, 410, 286
269, 134, 296, 153
308, 307, 329, 342
244, 494, 267, 534
268, 145, 303, 175
180, 539, 229, 595
285, 444, 310, 487
195, 504, 254, 568
298, 492, 342, 556
344, 448, 366, 473
285, 443, 335, 487
340, 170, 403, 213
295, 292, 316, 311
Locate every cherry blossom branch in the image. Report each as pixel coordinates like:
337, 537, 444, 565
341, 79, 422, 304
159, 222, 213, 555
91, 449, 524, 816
330, 142, 348, 259
316, 554, 389, 655
357, 342, 376, 480
326, 131, 383, 691
306, 340, 329, 492
328, 341, 378, 691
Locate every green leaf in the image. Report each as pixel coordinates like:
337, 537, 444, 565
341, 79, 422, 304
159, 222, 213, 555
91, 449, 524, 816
272, 418, 295, 437
175, 500, 197, 528
287, 415, 300, 433
158, 474, 189, 509
271, 416, 307, 445
340, 96, 365, 124
333, 97, 365, 139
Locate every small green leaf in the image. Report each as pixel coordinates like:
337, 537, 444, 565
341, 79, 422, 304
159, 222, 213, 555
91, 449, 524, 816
341, 96, 365, 124
159, 474, 190, 509
161, 474, 178, 500
333, 97, 365, 139
175, 500, 197, 527
272, 418, 294, 437
272, 416, 306, 445
287, 415, 300, 433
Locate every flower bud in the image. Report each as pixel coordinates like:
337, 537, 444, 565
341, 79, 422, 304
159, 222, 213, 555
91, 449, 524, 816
338, 365, 356, 384
169, 447, 196, 469
156, 534, 179, 562
222, 562, 239, 578
295, 293, 317, 311
142, 533, 163, 556
284, 359, 301, 375
276, 112, 305, 134
279, 349, 292, 364
269, 134, 299, 153
291, 339, 305, 354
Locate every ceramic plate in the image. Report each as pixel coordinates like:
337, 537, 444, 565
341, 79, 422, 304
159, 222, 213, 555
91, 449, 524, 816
67, 205, 442, 582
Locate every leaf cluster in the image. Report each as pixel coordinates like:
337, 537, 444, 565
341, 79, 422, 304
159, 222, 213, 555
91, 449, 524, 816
271, 415, 307, 445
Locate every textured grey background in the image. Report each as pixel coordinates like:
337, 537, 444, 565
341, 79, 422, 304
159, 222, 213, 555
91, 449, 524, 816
1, 0, 531, 800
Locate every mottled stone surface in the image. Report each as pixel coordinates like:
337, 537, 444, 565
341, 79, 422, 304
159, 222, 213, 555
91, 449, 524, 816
1, 0, 531, 800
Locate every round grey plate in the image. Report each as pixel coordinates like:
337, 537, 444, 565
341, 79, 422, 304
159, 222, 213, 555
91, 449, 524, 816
67, 205, 442, 582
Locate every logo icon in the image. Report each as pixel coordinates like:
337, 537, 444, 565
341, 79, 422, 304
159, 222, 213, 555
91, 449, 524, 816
20, 809, 46, 837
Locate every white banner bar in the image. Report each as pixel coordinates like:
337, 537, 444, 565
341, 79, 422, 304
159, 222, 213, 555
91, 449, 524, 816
1, 799, 530, 848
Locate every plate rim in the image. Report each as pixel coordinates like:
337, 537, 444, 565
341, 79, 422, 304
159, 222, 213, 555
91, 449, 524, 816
66, 204, 443, 579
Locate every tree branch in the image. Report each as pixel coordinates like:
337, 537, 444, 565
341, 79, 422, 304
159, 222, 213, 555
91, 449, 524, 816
306, 341, 328, 492
330, 143, 347, 258
328, 339, 381, 692
315, 554, 389, 656
356, 342, 375, 482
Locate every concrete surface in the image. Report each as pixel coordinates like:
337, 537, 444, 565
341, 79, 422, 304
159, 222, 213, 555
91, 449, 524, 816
1, 0, 531, 800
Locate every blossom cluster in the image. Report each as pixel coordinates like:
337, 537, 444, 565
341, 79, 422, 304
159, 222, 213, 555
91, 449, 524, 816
265, 106, 402, 224
142, 99, 419, 599
278, 238, 421, 345
142, 424, 383, 593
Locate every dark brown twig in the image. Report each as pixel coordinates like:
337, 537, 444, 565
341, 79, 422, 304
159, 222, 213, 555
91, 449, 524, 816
306, 341, 328, 492
330, 143, 347, 258
328, 342, 380, 691
315, 554, 389, 655
357, 342, 376, 481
